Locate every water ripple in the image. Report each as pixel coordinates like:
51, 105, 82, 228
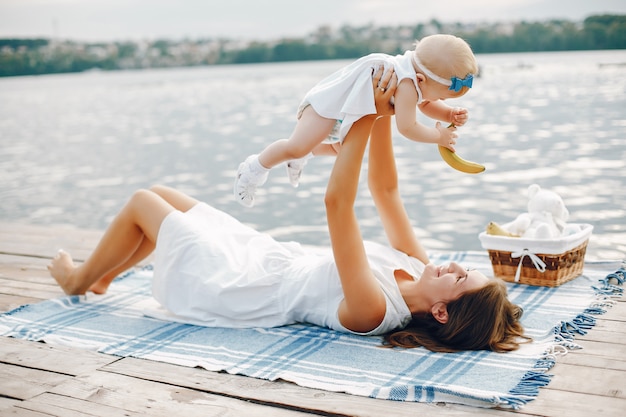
0, 51, 624, 260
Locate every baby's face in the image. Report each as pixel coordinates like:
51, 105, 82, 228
420, 78, 459, 102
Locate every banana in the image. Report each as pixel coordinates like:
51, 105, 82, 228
485, 221, 519, 237
438, 146, 485, 174
438, 123, 485, 174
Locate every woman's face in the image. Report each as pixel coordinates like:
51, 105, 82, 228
419, 262, 489, 304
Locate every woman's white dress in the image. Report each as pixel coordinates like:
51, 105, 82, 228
298, 50, 422, 143
147, 203, 425, 336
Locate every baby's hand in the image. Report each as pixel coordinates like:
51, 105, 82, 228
450, 107, 469, 126
436, 122, 458, 152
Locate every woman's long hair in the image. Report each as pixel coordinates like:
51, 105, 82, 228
383, 279, 530, 352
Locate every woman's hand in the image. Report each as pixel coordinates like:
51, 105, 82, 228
372, 67, 397, 117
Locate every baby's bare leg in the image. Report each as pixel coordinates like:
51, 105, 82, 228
311, 142, 341, 156
48, 189, 175, 295
258, 106, 336, 168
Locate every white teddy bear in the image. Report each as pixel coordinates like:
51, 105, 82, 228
507, 184, 571, 239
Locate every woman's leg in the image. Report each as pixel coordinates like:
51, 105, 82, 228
87, 235, 154, 294
48, 188, 177, 295
150, 184, 199, 212
257, 106, 336, 168
87, 185, 200, 294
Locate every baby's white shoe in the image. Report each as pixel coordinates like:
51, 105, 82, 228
286, 154, 312, 187
234, 155, 269, 207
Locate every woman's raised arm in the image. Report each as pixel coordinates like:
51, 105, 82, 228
324, 68, 397, 332
325, 113, 384, 332
368, 115, 429, 264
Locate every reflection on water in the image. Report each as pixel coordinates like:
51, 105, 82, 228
1, 50, 625, 260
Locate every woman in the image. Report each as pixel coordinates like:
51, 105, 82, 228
48, 68, 527, 353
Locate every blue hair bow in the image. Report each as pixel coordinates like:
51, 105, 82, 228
449, 74, 474, 92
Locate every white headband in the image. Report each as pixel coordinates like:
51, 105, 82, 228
412, 54, 452, 87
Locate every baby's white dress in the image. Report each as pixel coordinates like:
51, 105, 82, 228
298, 50, 422, 143
147, 202, 425, 336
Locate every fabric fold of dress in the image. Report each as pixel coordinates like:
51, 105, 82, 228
298, 50, 422, 143
147, 202, 424, 335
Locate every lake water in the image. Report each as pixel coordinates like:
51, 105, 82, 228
1, 50, 625, 260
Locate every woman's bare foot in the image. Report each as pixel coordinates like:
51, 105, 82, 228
47, 250, 83, 295
88, 277, 113, 295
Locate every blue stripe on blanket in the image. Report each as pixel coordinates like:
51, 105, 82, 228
1, 252, 623, 409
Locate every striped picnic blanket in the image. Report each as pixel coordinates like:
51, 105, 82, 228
1, 251, 623, 409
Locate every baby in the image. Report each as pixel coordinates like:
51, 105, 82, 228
235, 34, 478, 207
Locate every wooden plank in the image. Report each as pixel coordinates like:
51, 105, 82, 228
1, 407, 53, 417
0, 222, 102, 261
519, 388, 626, 417
0, 254, 54, 282
1, 223, 624, 417
13, 393, 151, 417
555, 303, 626, 370
593, 316, 626, 331
0, 294, 42, 313
595, 299, 626, 319
0, 397, 21, 413
0, 363, 71, 400
0, 252, 51, 267
0, 277, 65, 300
0, 251, 149, 284
0, 337, 117, 376
0, 239, 93, 262
545, 362, 626, 399
0, 254, 67, 308
576, 328, 626, 346
559, 347, 626, 372
100, 357, 518, 417
0, 221, 152, 282
565, 339, 625, 361
48, 371, 313, 417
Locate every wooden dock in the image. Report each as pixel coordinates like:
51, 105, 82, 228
0, 222, 624, 416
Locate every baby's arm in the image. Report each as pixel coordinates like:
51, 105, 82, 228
394, 80, 457, 149
419, 101, 469, 126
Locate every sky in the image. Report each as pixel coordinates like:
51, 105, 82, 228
0, 0, 625, 42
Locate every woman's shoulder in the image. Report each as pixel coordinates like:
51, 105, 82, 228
348, 294, 412, 336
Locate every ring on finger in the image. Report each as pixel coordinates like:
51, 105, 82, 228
378, 87, 386, 92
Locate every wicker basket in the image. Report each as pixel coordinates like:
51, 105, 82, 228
487, 241, 588, 287
478, 224, 593, 287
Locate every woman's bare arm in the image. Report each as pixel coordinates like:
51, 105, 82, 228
325, 114, 385, 332
324, 67, 398, 332
368, 116, 429, 264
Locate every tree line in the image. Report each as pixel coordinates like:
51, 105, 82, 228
0, 14, 624, 77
